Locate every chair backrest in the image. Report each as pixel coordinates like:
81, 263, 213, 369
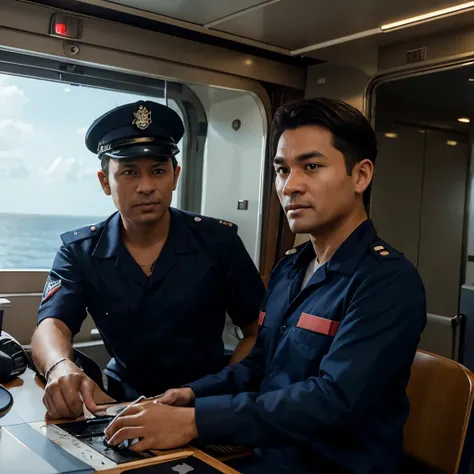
404, 350, 474, 474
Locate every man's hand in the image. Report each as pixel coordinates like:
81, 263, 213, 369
155, 387, 195, 406
104, 402, 198, 451
42, 359, 99, 419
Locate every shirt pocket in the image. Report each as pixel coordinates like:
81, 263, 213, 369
87, 301, 129, 333
284, 313, 339, 376
166, 263, 222, 320
296, 312, 340, 339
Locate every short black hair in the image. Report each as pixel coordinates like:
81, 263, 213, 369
100, 156, 178, 175
271, 97, 377, 208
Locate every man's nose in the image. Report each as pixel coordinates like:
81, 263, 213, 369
136, 174, 155, 194
282, 169, 305, 196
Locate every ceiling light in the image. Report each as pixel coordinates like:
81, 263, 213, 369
447, 140, 458, 146
291, 28, 381, 55
458, 117, 471, 123
381, 2, 474, 31
384, 132, 398, 138
470, 78, 474, 82
244, 59, 253, 66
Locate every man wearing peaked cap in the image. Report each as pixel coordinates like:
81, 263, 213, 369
31, 100, 264, 419
85, 101, 184, 161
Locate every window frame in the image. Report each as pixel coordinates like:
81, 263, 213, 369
0, 49, 207, 213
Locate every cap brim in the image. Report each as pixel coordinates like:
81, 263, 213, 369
102, 144, 178, 159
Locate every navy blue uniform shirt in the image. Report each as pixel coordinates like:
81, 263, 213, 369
37, 208, 265, 397
187, 220, 427, 474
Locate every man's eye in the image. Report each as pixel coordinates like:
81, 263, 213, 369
275, 167, 288, 175
306, 163, 321, 170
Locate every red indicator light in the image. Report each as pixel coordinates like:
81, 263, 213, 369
55, 23, 67, 36
50, 14, 82, 39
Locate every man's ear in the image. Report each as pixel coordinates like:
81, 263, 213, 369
173, 165, 182, 191
98, 170, 111, 196
353, 158, 374, 196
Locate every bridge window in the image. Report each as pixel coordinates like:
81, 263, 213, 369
0, 73, 174, 269
0, 69, 266, 271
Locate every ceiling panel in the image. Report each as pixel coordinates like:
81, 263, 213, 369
211, 0, 466, 50
109, 0, 269, 25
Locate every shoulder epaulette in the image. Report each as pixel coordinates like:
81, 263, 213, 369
60, 220, 106, 245
284, 240, 308, 256
369, 241, 401, 261
179, 210, 238, 234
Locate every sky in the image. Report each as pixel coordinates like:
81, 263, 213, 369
0, 73, 167, 217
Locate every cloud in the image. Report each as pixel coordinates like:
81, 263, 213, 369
0, 158, 30, 178
76, 167, 97, 181
0, 76, 33, 157
0, 119, 34, 134
0, 76, 30, 120
42, 156, 65, 176
0, 148, 24, 158
0, 119, 35, 157
40, 156, 97, 182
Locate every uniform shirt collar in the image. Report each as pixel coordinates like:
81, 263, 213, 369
292, 219, 377, 276
92, 208, 196, 259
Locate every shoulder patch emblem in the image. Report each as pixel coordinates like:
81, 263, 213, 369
42, 276, 62, 303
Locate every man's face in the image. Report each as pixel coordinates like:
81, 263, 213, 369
98, 157, 181, 225
274, 125, 373, 235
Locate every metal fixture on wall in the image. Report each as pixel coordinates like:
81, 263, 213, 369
232, 119, 241, 131
237, 200, 249, 210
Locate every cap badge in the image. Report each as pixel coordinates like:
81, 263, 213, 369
132, 105, 152, 130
